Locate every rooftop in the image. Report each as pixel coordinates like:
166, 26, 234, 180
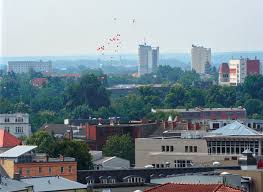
0, 145, 37, 158
0, 176, 32, 192
154, 107, 245, 113
144, 183, 240, 192
0, 129, 22, 148
207, 121, 261, 136
21, 176, 86, 192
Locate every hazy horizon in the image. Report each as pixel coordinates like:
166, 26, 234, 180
1, 0, 263, 57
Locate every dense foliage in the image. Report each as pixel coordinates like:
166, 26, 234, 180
102, 134, 135, 164
26, 131, 93, 170
1, 66, 263, 133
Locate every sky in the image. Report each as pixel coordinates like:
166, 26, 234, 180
1, 0, 263, 56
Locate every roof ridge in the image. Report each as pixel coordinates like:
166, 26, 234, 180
144, 183, 171, 191
213, 184, 223, 192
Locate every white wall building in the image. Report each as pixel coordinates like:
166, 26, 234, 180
8, 60, 52, 74
138, 44, 159, 76
0, 113, 31, 137
229, 59, 247, 86
191, 45, 211, 74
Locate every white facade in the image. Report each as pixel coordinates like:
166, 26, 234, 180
138, 44, 159, 76
8, 60, 52, 74
229, 59, 247, 86
191, 45, 211, 74
0, 113, 31, 137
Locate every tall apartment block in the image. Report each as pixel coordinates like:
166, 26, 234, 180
191, 45, 211, 74
8, 60, 52, 74
138, 44, 159, 77
218, 58, 261, 86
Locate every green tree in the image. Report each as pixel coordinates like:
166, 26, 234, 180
165, 84, 187, 108
244, 99, 263, 117
26, 131, 56, 154
53, 139, 93, 170
103, 134, 134, 164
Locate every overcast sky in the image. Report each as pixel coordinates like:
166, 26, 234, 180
1, 0, 263, 56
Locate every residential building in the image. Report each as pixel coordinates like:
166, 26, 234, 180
144, 183, 240, 192
218, 63, 230, 86
8, 60, 52, 74
42, 120, 159, 151
90, 151, 130, 170
31, 78, 48, 87
246, 58, 261, 76
0, 145, 77, 181
229, 59, 247, 86
21, 176, 88, 192
0, 113, 31, 137
138, 44, 159, 76
219, 58, 261, 86
0, 128, 22, 148
154, 107, 246, 130
191, 45, 211, 74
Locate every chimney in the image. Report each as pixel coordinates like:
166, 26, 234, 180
46, 154, 49, 162
59, 154, 64, 161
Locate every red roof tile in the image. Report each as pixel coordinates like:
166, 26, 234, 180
0, 129, 22, 148
144, 183, 240, 192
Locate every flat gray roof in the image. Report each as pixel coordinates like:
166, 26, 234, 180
21, 176, 87, 192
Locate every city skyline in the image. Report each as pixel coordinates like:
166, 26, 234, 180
1, 0, 263, 57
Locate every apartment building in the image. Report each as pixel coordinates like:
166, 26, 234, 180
8, 60, 52, 74
0, 113, 31, 137
191, 45, 211, 74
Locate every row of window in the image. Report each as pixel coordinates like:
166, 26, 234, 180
15, 127, 24, 133
185, 146, 198, 153
161, 145, 174, 152
4, 117, 24, 123
152, 160, 193, 168
18, 166, 72, 176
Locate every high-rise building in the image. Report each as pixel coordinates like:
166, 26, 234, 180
8, 60, 52, 74
138, 44, 159, 76
152, 47, 159, 73
246, 58, 261, 76
218, 58, 261, 86
191, 45, 211, 74
218, 63, 230, 86
229, 59, 247, 86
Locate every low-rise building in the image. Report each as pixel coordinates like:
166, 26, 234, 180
0, 128, 22, 148
0, 113, 31, 137
0, 145, 77, 181
154, 107, 246, 130
90, 151, 130, 170
0, 176, 33, 192
136, 121, 263, 168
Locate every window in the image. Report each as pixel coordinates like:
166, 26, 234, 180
185, 146, 188, 152
39, 167, 42, 174
189, 146, 193, 153
60, 167, 64, 173
194, 146, 197, 152
26, 168, 30, 176
68, 166, 72, 173
18, 168, 22, 175
4, 118, 9, 122
170, 146, 174, 152
48, 167, 52, 174
161, 146, 165, 152
166, 146, 169, 152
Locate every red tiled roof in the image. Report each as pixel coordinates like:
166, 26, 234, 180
144, 183, 240, 192
219, 63, 230, 73
0, 129, 22, 148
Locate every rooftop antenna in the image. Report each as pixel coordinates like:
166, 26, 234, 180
144, 37, 146, 45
